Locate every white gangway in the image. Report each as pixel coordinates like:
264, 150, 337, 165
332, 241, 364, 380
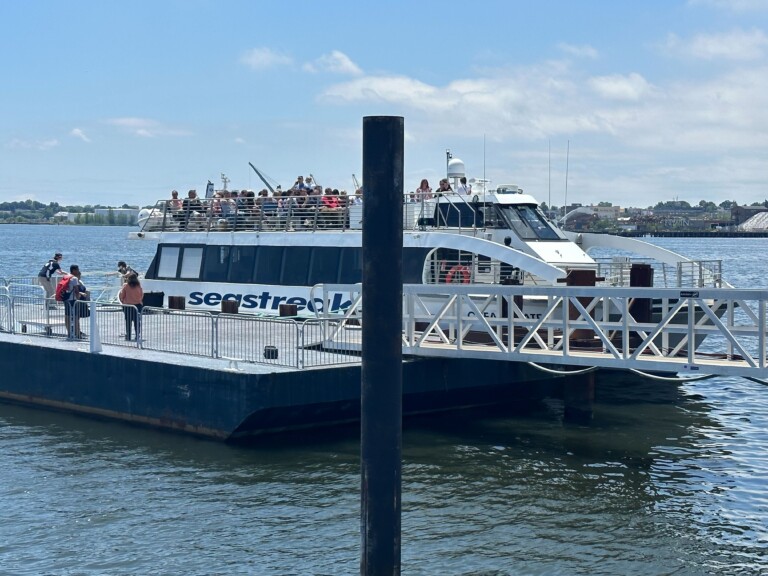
315, 283, 768, 381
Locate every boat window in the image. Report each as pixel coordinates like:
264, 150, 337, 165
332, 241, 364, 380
339, 248, 363, 284
309, 248, 342, 285
427, 248, 474, 283
282, 247, 310, 285
480, 205, 504, 228
229, 246, 256, 283
498, 205, 562, 240
437, 203, 479, 228
203, 246, 230, 282
157, 246, 180, 278
179, 247, 203, 279
254, 246, 284, 285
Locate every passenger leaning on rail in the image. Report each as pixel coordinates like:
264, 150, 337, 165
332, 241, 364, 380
117, 261, 136, 284
37, 252, 64, 309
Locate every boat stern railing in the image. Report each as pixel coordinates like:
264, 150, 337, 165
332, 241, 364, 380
595, 258, 723, 289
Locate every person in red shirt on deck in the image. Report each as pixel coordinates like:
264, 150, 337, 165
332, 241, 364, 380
320, 188, 342, 227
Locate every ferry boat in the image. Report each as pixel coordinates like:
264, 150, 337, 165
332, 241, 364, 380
131, 154, 725, 323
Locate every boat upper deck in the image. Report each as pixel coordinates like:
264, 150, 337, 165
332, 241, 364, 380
136, 190, 554, 237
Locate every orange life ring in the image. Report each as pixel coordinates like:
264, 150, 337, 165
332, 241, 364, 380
445, 264, 471, 284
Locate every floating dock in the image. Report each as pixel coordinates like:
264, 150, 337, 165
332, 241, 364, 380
2, 279, 766, 440
0, 329, 562, 440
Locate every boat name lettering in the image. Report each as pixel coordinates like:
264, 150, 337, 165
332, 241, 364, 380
680, 290, 699, 298
466, 311, 542, 319
187, 291, 352, 312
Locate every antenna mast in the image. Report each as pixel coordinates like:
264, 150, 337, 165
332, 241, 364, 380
563, 140, 570, 226
220, 173, 230, 191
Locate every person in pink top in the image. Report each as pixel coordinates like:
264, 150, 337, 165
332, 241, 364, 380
414, 179, 432, 202
118, 272, 144, 341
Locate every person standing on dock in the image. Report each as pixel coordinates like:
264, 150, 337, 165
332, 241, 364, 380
37, 253, 64, 309
63, 264, 89, 339
118, 273, 144, 341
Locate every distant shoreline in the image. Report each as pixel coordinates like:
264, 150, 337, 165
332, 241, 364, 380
1, 221, 767, 236
617, 230, 768, 238
0, 222, 135, 227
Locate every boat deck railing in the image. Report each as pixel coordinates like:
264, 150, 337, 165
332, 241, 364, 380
139, 199, 364, 234
425, 256, 723, 289
594, 258, 723, 288
137, 195, 474, 234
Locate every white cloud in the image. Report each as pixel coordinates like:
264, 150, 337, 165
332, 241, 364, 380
319, 57, 768, 165
589, 73, 654, 101
558, 43, 599, 59
322, 75, 441, 108
105, 117, 189, 138
234, 137, 246, 144
240, 47, 293, 70
688, 0, 768, 13
665, 28, 768, 60
7, 138, 60, 150
303, 50, 363, 75
320, 63, 604, 140
70, 128, 91, 143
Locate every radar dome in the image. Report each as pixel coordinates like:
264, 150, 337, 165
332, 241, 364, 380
447, 157, 465, 178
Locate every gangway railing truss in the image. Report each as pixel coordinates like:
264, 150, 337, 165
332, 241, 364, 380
318, 283, 768, 380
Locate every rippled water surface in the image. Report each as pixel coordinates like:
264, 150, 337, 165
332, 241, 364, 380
1, 226, 767, 575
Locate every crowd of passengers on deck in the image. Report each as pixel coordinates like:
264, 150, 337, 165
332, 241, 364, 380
164, 177, 364, 232
159, 174, 472, 232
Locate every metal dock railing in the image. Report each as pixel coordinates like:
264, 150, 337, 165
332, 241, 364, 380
3, 282, 768, 381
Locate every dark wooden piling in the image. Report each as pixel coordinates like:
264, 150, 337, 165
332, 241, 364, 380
560, 269, 601, 346
564, 371, 595, 423
360, 116, 404, 576
560, 269, 600, 423
628, 263, 653, 322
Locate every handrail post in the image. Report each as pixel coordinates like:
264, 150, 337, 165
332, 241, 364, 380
297, 321, 303, 369
212, 314, 218, 359
89, 300, 102, 353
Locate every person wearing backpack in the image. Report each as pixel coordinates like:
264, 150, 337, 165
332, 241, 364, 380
62, 264, 89, 339
37, 253, 64, 309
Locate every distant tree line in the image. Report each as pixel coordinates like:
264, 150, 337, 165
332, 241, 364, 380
0, 200, 144, 226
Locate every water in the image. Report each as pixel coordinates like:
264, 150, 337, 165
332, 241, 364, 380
1, 226, 767, 575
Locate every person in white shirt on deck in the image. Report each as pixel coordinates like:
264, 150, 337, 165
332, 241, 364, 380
456, 176, 471, 195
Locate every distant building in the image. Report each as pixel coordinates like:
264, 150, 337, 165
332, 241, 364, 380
731, 205, 768, 226
94, 208, 141, 224
55, 212, 85, 222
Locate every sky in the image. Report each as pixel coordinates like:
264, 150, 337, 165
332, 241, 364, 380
2, 0, 768, 209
